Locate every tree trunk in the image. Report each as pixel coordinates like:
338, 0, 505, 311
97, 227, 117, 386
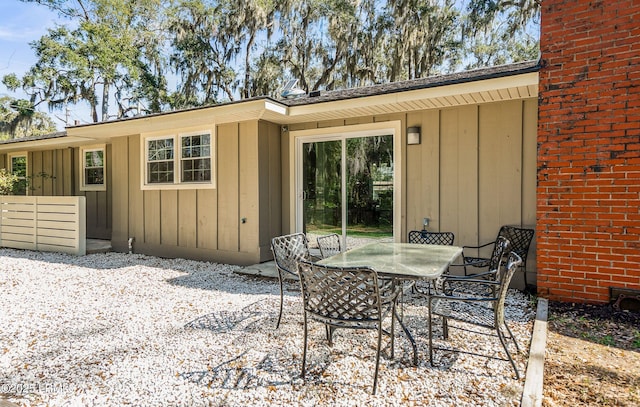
243, 32, 255, 99
102, 81, 110, 122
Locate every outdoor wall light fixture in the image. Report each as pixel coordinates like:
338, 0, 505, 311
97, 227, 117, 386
407, 126, 421, 145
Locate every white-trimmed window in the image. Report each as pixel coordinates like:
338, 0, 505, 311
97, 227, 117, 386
8, 152, 28, 195
147, 137, 175, 184
142, 130, 214, 189
80, 145, 106, 191
181, 133, 211, 182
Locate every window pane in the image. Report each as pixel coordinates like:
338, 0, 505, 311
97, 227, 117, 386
147, 138, 175, 184
148, 138, 174, 161
85, 150, 104, 168
148, 140, 157, 160
148, 161, 174, 183
182, 158, 211, 182
180, 134, 211, 183
11, 156, 27, 178
85, 168, 104, 185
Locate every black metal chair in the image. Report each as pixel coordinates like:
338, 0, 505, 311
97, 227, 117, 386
456, 235, 510, 281
462, 225, 534, 286
270, 233, 311, 329
316, 233, 342, 259
428, 252, 523, 379
408, 230, 455, 294
297, 260, 403, 395
445, 236, 509, 299
408, 230, 455, 246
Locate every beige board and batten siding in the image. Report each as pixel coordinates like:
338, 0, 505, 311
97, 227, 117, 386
287, 98, 537, 285
73, 145, 112, 239
0, 195, 86, 255
0, 148, 111, 241
109, 119, 279, 265
411, 98, 538, 284
0, 149, 74, 196
257, 121, 282, 260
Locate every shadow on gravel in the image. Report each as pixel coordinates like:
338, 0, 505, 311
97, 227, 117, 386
0, 247, 239, 273
184, 299, 282, 333
179, 351, 296, 390
0, 247, 293, 296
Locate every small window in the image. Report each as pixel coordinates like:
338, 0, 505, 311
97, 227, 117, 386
11, 155, 27, 178
141, 130, 215, 190
8, 152, 28, 195
181, 133, 211, 182
147, 138, 174, 184
80, 145, 107, 191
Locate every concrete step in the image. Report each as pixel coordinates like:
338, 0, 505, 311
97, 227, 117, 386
86, 239, 112, 254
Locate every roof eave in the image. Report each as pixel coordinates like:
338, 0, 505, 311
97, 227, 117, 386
0, 135, 96, 153
277, 71, 539, 124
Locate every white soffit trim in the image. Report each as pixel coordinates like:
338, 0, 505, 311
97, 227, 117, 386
0, 136, 96, 153
67, 100, 271, 139
283, 72, 539, 123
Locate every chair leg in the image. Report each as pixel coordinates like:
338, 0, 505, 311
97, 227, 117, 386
395, 306, 418, 365
497, 326, 520, 379
428, 309, 435, 366
397, 285, 405, 321
372, 324, 383, 395
442, 316, 449, 339
301, 313, 308, 378
503, 321, 521, 353
276, 270, 284, 329
390, 302, 396, 359
325, 325, 335, 346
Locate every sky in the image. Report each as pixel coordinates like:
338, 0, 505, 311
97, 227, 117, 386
0, 1, 73, 130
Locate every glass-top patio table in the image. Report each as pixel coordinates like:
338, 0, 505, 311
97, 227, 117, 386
318, 242, 462, 280
319, 242, 463, 364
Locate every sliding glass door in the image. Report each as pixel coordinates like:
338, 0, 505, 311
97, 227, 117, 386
298, 133, 394, 250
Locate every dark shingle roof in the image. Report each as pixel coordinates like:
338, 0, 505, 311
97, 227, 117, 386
279, 60, 540, 106
0, 131, 67, 145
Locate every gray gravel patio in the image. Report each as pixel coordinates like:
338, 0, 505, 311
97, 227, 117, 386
0, 248, 535, 406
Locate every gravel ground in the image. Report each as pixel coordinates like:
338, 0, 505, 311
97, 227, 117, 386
0, 249, 535, 406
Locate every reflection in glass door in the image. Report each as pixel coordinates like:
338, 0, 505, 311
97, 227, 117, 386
345, 136, 394, 246
302, 140, 342, 242
300, 134, 394, 250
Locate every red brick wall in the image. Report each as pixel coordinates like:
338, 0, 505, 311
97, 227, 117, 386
537, 0, 640, 302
